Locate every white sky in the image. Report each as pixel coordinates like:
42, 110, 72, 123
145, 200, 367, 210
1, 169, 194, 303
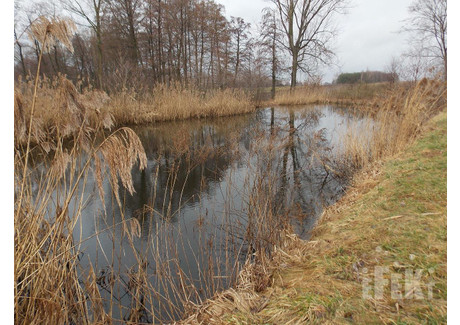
217, 0, 413, 82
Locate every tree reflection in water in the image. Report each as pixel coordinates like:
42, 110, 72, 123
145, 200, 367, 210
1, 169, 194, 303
61, 105, 368, 322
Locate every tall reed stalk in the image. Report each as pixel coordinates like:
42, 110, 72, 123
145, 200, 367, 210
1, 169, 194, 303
14, 17, 148, 324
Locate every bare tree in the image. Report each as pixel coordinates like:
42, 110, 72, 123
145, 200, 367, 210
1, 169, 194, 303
401, 53, 429, 83
230, 17, 250, 87
385, 56, 401, 84
63, 0, 105, 88
15, 0, 272, 91
404, 0, 447, 81
259, 7, 281, 99
106, 0, 142, 65
271, 0, 347, 88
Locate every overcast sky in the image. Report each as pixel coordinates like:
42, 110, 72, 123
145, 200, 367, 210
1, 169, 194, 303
216, 0, 413, 82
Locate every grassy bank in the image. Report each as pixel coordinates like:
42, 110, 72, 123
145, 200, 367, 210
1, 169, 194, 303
185, 111, 447, 324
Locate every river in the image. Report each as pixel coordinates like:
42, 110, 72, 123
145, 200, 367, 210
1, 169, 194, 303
34, 104, 372, 323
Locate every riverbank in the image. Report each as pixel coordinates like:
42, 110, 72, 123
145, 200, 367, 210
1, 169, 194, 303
14, 77, 255, 146
263, 82, 400, 110
14, 77, 410, 147
15, 76, 437, 150
182, 111, 447, 324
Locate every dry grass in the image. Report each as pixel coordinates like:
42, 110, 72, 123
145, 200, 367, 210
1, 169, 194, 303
14, 17, 151, 323
14, 124, 149, 324
108, 83, 254, 125
338, 78, 446, 171
14, 77, 255, 145
270, 82, 400, 108
177, 232, 306, 325
14, 75, 114, 147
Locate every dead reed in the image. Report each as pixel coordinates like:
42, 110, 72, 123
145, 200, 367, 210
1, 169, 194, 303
338, 78, 446, 171
14, 101, 149, 324
107, 83, 255, 125
14, 16, 149, 324
14, 74, 114, 148
14, 77, 255, 145
271, 82, 397, 108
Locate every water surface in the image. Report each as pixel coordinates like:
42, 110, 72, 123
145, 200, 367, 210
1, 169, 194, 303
42, 105, 371, 322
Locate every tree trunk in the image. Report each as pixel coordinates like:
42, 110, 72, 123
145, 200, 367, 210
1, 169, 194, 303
290, 50, 298, 89
444, 52, 447, 82
157, 0, 165, 83
234, 34, 240, 87
95, 6, 103, 89
96, 37, 103, 89
271, 35, 276, 99
14, 29, 27, 78
126, 1, 139, 65
270, 107, 275, 134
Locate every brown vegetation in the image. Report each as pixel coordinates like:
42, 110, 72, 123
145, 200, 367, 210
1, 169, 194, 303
14, 89, 147, 324
108, 83, 254, 125
14, 17, 147, 324
270, 82, 399, 108
14, 76, 254, 146
339, 78, 446, 169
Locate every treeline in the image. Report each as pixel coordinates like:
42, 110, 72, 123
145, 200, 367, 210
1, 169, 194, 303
14, 0, 273, 92
335, 71, 398, 84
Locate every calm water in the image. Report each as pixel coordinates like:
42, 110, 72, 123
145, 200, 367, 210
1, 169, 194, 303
37, 105, 372, 322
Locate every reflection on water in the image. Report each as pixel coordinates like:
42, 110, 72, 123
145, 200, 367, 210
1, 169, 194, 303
38, 105, 371, 322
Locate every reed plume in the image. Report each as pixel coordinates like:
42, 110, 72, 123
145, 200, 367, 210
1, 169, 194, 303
28, 16, 76, 54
